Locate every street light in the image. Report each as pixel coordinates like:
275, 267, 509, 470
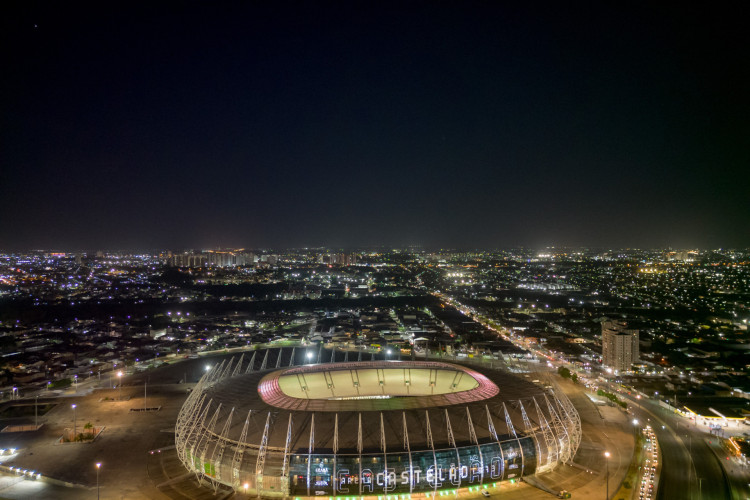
117, 371, 123, 400
71, 404, 77, 441
604, 451, 610, 500
96, 462, 101, 500
74, 374, 78, 392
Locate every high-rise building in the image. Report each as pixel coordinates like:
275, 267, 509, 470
601, 320, 639, 372
168, 250, 253, 268
319, 252, 358, 266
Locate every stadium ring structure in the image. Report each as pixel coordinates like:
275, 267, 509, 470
175, 347, 581, 498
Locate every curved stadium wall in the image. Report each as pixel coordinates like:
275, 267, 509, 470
175, 348, 581, 497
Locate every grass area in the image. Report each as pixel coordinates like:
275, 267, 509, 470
0, 403, 57, 419
597, 389, 628, 409
612, 432, 645, 500
61, 423, 101, 442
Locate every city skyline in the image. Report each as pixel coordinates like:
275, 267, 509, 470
2, 3, 749, 250
0, 242, 747, 498
0, 244, 741, 255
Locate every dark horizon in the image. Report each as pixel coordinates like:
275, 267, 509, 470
2, 245, 745, 255
2, 3, 749, 250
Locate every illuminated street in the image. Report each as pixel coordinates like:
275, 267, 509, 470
1, 4, 748, 494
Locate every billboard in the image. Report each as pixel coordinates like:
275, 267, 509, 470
289, 436, 537, 496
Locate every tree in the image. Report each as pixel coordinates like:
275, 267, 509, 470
50, 378, 72, 389
571, 373, 578, 384
557, 367, 571, 379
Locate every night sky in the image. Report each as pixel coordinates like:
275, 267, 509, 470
2, 3, 749, 251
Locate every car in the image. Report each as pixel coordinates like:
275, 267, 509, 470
481, 490, 490, 497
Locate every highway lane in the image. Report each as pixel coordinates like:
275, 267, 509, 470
403, 299, 739, 499
628, 396, 730, 500
705, 436, 750, 500
679, 426, 730, 500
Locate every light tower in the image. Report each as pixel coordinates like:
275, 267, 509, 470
604, 451, 610, 499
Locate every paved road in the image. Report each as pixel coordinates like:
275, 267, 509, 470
627, 395, 731, 500
704, 437, 750, 500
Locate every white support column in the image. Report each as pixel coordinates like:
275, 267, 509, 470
425, 410, 438, 496
276, 348, 283, 368
207, 360, 225, 384
333, 413, 339, 495
544, 394, 570, 464
486, 405, 505, 480
231, 410, 252, 489
212, 407, 235, 482
188, 405, 212, 468
381, 412, 388, 492
532, 397, 558, 471
445, 409, 461, 489
520, 400, 544, 475
357, 413, 363, 496
504, 402, 525, 477
255, 412, 272, 496
553, 390, 581, 457
176, 389, 202, 442
196, 403, 223, 483
281, 413, 293, 478
220, 358, 235, 381
466, 407, 484, 484
177, 393, 207, 464
307, 413, 315, 497
232, 354, 245, 377
403, 412, 413, 493
245, 352, 257, 374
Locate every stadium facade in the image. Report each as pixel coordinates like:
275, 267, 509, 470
175, 348, 581, 497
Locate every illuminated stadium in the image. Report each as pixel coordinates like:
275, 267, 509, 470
175, 348, 581, 497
